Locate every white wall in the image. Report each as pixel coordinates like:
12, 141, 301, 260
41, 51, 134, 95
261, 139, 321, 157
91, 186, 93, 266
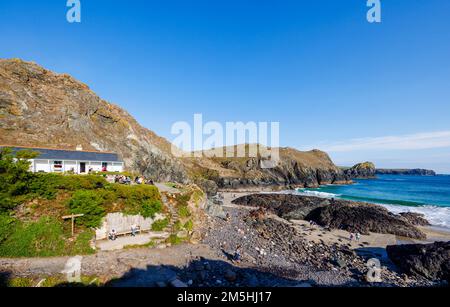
30, 159, 124, 174
34, 159, 51, 173
64, 161, 77, 173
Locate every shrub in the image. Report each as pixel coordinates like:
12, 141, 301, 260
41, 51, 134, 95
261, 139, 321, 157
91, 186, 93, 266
112, 184, 161, 215
167, 234, 186, 245
141, 199, 163, 219
57, 175, 107, 191
151, 218, 169, 231
68, 190, 106, 228
178, 205, 191, 218
184, 220, 194, 232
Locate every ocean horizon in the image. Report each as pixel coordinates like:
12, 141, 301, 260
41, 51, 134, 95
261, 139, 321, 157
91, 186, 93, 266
294, 174, 450, 229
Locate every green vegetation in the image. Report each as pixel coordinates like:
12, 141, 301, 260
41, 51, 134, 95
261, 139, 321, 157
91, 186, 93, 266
123, 240, 156, 250
166, 234, 187, 245
0, 148, 164, 258
184, 220, 194, 232
151, 218, 169, 231
0, 215, 95, 258
178, 205, 191, 218
141, 199, 163, 219
68, 190, 106, 228
3, 275, 102, 288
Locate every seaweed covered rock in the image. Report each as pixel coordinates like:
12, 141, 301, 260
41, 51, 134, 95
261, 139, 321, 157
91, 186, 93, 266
387, 241, 450, 282
305, 201, 426, 239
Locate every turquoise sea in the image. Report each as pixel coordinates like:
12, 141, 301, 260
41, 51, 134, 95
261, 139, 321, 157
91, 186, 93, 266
296, 175, 450, 229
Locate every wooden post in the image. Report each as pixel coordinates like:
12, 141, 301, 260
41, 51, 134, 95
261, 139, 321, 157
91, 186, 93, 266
62, 214, 85, 237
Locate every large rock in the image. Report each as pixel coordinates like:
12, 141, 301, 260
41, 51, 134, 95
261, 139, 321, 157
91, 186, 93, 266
399, 212, 431, 226
233, 193, 328, 220
184, 146, 352, 190
344, 162, 376, 179
387, 241, 450, 282
306, 201, 426, 239
234, 194, 426, 239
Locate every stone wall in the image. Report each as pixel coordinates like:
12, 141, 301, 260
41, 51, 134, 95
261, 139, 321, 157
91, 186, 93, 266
95, 212, 166, 240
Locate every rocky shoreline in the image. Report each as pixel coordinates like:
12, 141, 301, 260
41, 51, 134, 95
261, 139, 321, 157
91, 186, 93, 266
201, 192, 446, 287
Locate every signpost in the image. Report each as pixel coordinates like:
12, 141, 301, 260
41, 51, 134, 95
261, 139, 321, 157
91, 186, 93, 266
62, 214, 84, 236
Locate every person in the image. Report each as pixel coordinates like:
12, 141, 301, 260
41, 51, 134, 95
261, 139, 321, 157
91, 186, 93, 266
131, 224, 137, 237
349, 233, 354, 242
356, 233, 361, 241
109, 229, 117, 241
233, 245, 242, 263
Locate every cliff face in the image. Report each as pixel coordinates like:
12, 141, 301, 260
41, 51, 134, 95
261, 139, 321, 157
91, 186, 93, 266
183, 145, 351, 190
343, 162, 376, 179
0, 59, 188, 183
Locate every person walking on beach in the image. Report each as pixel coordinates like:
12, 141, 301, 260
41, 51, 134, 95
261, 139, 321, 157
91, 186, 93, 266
356, 233, 361, 242
349, 233, 354, 242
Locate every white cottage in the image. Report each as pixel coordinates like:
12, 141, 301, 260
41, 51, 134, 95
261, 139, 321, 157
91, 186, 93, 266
2, 145, 124, 174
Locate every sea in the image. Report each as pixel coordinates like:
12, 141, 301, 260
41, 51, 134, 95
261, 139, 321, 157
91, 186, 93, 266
293, 175, 450, 229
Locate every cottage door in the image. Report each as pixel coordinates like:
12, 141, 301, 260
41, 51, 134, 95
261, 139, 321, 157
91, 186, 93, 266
80, 162, 86, 173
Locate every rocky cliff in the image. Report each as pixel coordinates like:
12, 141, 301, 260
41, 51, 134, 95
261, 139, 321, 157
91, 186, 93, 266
343, 162, 376, 179
0, 59, 188, 183
183, 145, 351, 191
0, 59, 352, 190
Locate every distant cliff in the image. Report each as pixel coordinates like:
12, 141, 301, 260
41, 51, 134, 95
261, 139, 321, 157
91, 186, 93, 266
343, 162, 376, 179
376, 169, 436, 176
183, 145, 352, 192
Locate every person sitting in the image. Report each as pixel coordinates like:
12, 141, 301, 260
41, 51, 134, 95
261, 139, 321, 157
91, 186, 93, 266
131, 224, 137, 237
109, 229, 117, 241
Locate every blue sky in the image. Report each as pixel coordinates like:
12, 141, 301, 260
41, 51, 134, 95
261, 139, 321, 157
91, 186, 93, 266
1, 0, 450, 173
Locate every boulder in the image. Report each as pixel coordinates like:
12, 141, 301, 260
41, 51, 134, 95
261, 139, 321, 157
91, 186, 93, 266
399, 212, 431, 226
386, 241, 450, 282
306, 202, 426, 239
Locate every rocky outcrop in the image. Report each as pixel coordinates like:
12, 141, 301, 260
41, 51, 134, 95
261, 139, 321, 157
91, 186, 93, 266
306, 202, 427, 239
232, 193, 329, 220
387, 241, 450, 282
0, 59, 188, 183
343, 162, 376, 179
376, 169, 436, 176
186, 147, 352, 191
399, 212, 431, 226
233, 194, 427, 239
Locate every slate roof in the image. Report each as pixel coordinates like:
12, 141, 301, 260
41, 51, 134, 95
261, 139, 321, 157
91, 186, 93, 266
1, 146, 123, 162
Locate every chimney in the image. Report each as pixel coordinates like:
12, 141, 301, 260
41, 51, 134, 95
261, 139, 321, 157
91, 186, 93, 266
76, 145, 83, 151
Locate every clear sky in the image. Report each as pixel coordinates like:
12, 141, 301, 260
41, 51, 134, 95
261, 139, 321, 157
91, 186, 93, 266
1, 0, 450, 173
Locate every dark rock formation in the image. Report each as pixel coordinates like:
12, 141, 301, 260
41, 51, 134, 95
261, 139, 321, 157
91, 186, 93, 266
376, 169, 436, 176
306, 202, 427, 239
343, 162, 376, 179
399, 212, 431, 226
387, 241, 450, 282
233, 194, 427, 239
196, 148, 352, 190
233, 193, 330, 220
